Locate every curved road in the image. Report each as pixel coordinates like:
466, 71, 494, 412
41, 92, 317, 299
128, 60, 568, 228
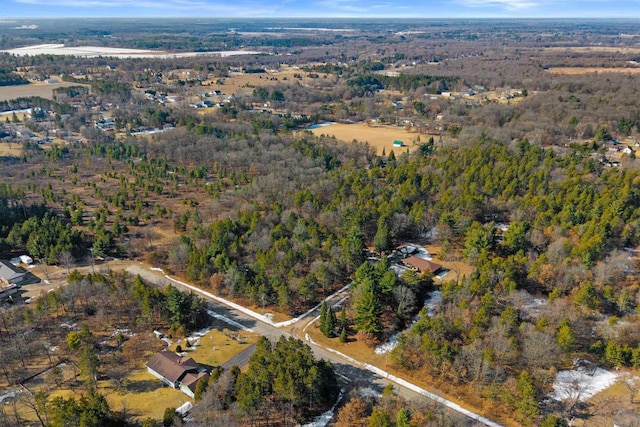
125, 264, 498, 427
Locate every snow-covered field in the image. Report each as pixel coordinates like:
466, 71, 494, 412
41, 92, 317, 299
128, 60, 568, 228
1, 44, 264, 58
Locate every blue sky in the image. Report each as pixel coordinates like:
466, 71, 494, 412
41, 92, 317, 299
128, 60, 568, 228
1, 0, 638, 19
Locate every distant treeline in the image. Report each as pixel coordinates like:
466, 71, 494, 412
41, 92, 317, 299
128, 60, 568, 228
0, 68, 28, 87
348, 73, 458, 93
0, 96, 74, 114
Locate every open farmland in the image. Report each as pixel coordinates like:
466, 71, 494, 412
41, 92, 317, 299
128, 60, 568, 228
1, 44, 265, 58
309, 122, 426, 155
0, 81, 89, 102
547, 67, 640, 75
204, 65, 324, 95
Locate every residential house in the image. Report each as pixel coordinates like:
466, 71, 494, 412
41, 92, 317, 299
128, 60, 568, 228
0, 260, 28, 286
146, 350, 209, 398
402, 255, 443, 275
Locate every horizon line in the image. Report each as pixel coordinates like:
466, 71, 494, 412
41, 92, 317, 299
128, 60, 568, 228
2, 16, 640, 20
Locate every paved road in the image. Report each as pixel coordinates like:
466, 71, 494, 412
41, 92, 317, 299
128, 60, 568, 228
126, 264, 491, 426
221, 343, 256, 370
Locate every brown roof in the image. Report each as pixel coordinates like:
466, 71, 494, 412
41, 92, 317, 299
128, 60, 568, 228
146, 350, 199, 384
402, 256, 442, 274
182, 371, 209, 392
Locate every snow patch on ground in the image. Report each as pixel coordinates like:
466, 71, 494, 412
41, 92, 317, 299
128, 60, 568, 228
154, 330, 172, 346
520, 296, 547, 316
184, 326, 213, 347
305, 333, 317, 345
422, 227, 438, 240
301, 389, 344, 427
549, 363, 618, 402
359, 387, 381, 398
207, 309, 255, 333
374, 291, 442, 355
424, 291, 442, 316
59, 322, 77, 329
111, 328, 135, 337
374, 334, 400, 355
413, 247, 432, 260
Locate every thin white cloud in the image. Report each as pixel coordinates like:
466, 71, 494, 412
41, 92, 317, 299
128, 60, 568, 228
13, 0, 281, 16
458, 0, 539, 10
315, 0, 371, 14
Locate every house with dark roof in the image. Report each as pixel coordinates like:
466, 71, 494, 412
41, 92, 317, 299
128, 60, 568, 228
146, 350, 209, 398
0, 260, 28, 286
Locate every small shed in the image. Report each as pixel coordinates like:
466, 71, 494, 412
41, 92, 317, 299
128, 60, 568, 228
393, 140, 404, 148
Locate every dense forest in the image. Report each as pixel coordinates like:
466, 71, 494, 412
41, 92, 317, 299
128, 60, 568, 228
191, 336, 339, 426
2, 18, 640, 426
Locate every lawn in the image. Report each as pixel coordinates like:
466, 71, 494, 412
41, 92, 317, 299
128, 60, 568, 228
7, 327, 258, 425
167, 327, 258, 369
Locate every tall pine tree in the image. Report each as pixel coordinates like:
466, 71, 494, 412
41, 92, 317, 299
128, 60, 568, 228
353, 277, 382, 335
319, 300, 337, 338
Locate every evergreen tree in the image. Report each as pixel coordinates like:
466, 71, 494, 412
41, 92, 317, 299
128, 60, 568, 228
327, 305, 337, 337
194, 376, 208, 401
342, 225, 365, 274
340, 327, 347, 343
374, 220, 392, 255
354, 277, 382, 335
369, 409, 392, 427
319, 300, 336, 338
396, 408, 411, 427
340, 305, 347, 330
556, 318, 575, 353
515, 371, 539, 423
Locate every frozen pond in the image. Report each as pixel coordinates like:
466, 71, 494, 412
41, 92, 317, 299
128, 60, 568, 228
305, 122, 336, 130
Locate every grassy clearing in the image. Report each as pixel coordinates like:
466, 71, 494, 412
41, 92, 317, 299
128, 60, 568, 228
202, 65, 322, 95
0, 141, 23, 157
548, 67, 640, 75
309, 122, 425, 156
578, 371, 640, 426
